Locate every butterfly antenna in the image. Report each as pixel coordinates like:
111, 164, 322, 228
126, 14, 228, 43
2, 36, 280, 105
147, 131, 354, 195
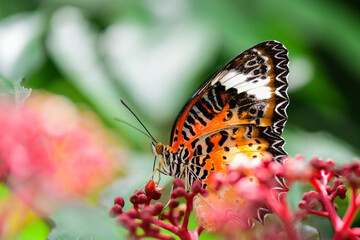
120, 100, 158, 144
114, 117, 154, 141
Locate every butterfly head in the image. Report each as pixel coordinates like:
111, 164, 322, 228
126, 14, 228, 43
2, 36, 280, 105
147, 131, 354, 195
152, 142, 165, 157
152, 142, 172, 175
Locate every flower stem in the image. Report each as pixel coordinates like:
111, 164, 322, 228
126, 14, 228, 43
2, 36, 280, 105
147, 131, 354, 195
334, 188, 360, 240
182, 194, 194, 229
150, 216, 180, 234
311, 176, 342, 229
266, 189, 298, 240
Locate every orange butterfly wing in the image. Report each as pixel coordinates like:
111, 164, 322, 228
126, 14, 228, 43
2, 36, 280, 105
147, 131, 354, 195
169, 40, 288, 180
168, 40, 289, 231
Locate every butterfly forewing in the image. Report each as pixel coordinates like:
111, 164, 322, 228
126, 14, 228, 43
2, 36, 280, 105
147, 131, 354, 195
162, 40, 289, 231
170, 40, 289, 167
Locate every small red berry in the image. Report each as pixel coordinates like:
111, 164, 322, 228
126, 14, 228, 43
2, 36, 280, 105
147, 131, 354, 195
173, 178, 185, 189
326, 186, 333, 194
114, 197, 125, 207
333, 179, 343, 187
151, 189, 162, 200
192, 180, 202, 194
127, 209, 140, 218
137, 194, 148, 204
109, 205, 123, 217
174, 187, 186, 197
169, 199, 179, 209
154, 202, 164, 214
336, 185, 347, 199
134, 189, 145, 195
298, 200, 307, 209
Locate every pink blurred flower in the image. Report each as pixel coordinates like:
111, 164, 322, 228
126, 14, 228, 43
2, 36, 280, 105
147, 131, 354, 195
0, 91, 122, 216
282, 155, 315, 183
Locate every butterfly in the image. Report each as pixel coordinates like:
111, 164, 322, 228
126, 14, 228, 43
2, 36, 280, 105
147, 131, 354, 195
152, 40, 289, 231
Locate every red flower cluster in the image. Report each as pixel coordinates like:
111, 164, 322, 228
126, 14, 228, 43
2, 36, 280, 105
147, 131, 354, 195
111, 155, 360, 240
304, 159, 360, 240
109, 179, 207, 240
207, 155, 360, 239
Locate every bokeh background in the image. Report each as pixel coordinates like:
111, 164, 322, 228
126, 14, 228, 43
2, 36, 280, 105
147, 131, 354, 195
1, 0, 360, 239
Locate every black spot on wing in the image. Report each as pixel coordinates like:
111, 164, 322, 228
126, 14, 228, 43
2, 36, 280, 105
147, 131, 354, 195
190, 109, 207, 126
195, 102, 214, 120
205, 137, 214, 153
182, 130, 190, 141
194, 145, 203, 156
218, 131, 229, 146
183, 122, 196, 136
191, 139, 199, 149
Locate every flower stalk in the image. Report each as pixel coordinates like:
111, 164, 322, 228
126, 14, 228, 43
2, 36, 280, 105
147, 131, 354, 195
109, 179, 207, 240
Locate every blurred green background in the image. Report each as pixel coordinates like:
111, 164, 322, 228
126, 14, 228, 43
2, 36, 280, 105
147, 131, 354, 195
1, 0, 360, 239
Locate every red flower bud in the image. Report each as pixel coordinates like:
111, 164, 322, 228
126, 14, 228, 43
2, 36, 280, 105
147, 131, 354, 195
192, 180, 202, 194
137, 194, 148, 204
311, 157, 325, 169
145, 180, 156, 193
154, 202, 164, 214
134, 189, 145, 195
151, 189, 162, 200
140, 207, 154, 226
127, 209, 140, 218
173, 187, 186, 198
173, 178, 185, 189
130, 194, 139, 204
169, 199, 179, 209
326, 186, 333, 194
298, 200, 307, 209
326, 159, 335, 166
336, 185, 347, 199
109, 205, 123, 217
333, 179, 343, 187
114, 196, 125, 207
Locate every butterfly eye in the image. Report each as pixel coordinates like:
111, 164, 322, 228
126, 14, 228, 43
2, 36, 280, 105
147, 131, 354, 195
155, 144, 164, 155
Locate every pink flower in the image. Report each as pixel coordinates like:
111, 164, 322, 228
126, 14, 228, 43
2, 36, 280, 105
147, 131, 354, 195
0, 91, 121, 216
282, 155, 315, 183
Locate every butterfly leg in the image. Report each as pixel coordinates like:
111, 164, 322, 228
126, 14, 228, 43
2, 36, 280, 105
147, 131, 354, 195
150, 159, 169, 185
157, 184, 174, 220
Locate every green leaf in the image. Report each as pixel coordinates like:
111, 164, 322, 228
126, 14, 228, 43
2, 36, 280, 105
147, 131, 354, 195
287, 182, 305, 210
47, 229, 99, 240
284, 126, 359, 164
99, 153, 157, 208
0, 74, 31, 105
14, 220, 50, 240
47, 205, 124, 240
295, 223, 320, 240
0, 183, 10, 199
0, 13, 45, 79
